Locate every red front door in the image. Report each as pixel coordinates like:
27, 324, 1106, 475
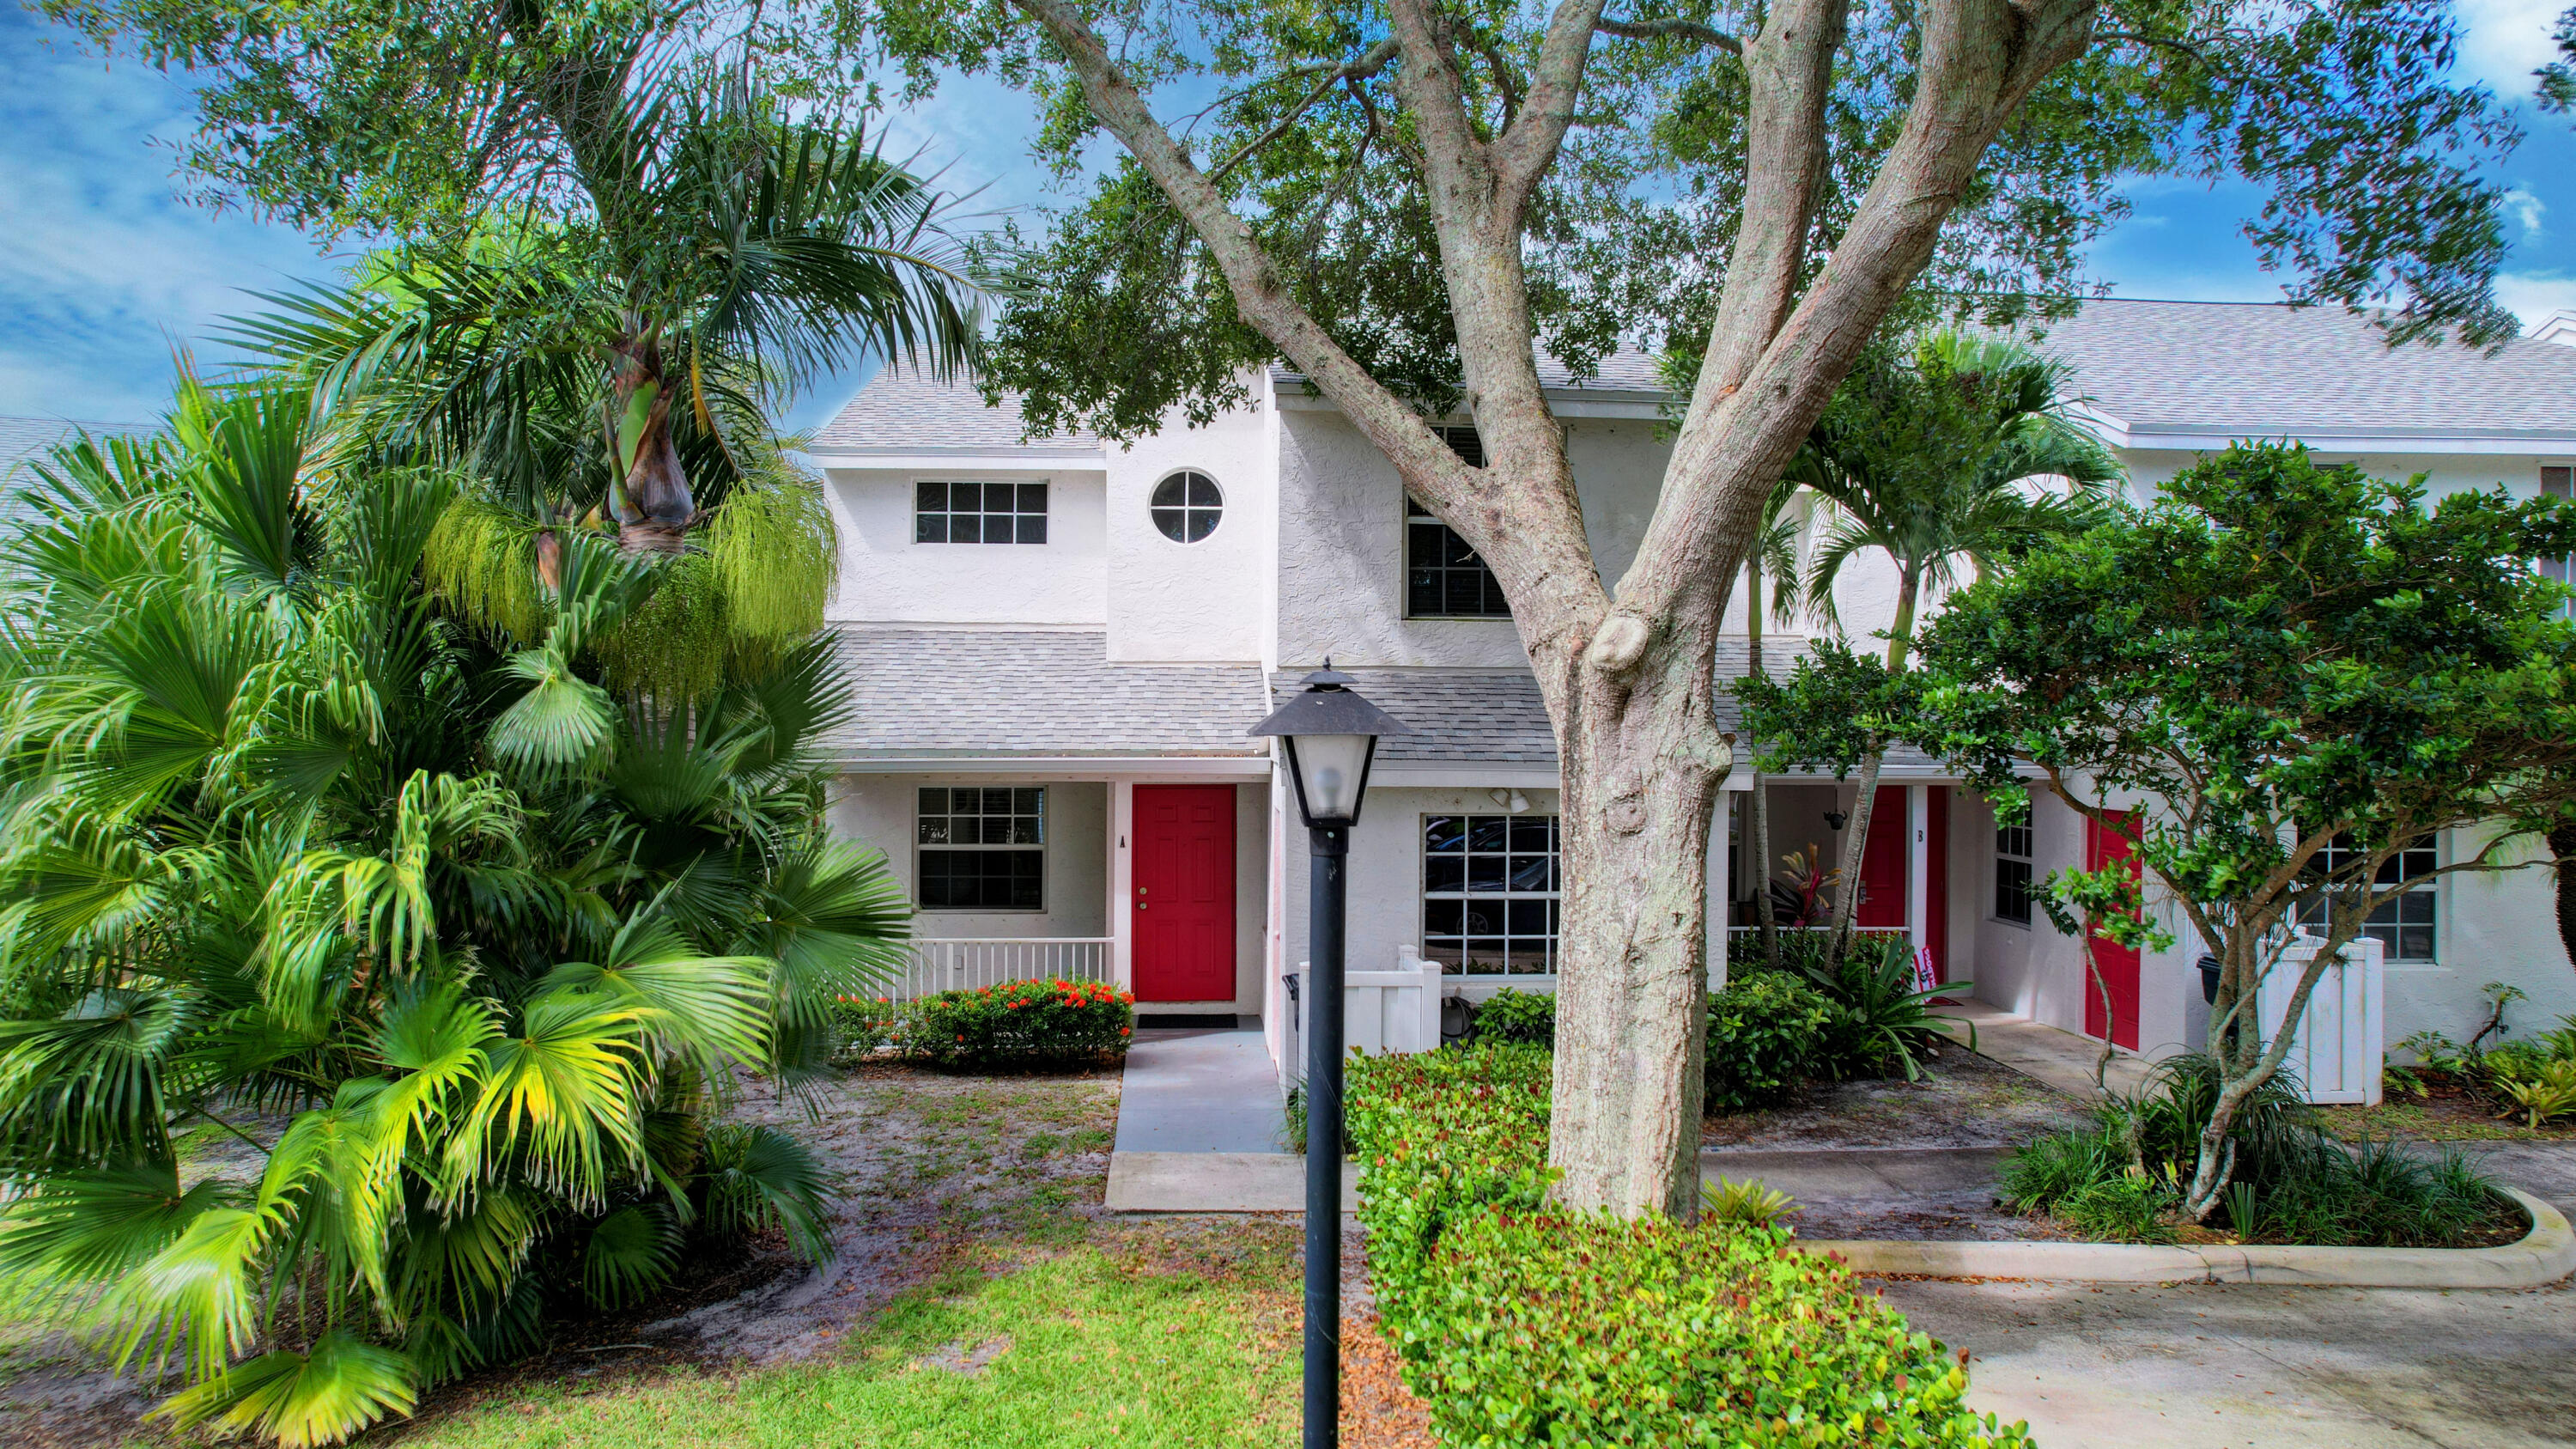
2083, 813, 2142, 1050
1855, 785, 1909, 928
1133, 784, 1236, 1002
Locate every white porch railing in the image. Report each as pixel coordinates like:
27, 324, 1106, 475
1725, 924, 1911, 948
889, 938, 1115, 999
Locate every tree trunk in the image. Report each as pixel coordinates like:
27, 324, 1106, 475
608, 337, 697, 556
1747, 557, 1780, 973
1823, 570, 1918, 966
1546, 625, 1728, 1218
2552, 821, 2576, 981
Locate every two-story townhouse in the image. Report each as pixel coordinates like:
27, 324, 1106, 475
805, 298, 2576, 1085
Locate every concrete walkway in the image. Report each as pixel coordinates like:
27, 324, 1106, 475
1936, 999, 2154, 1099
1107, 1026, 1314, 1211
1884, 1275, 2576, 1448
1111, 1027, 1287, 1154
1701, 1146, 2008, 1200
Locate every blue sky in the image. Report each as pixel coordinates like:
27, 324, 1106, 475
5, 0, 2576, 432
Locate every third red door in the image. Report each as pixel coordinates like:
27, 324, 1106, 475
2083, 812, 2142, 1050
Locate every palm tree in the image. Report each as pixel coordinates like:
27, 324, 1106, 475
1741, 478, 1806, 973
1794, 330, 2122, 961
234, 22, 979, 580
0, 379, 908, 1446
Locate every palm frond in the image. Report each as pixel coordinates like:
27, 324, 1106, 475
153, 1328, 417, 1449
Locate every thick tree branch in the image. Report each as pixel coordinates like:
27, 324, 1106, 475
1595, 15, 1743, 53
1005, 0, 1470, 499
1621, 0, 2101, 634
1206, 39, 1400, 184
1492, 0, 1617, 209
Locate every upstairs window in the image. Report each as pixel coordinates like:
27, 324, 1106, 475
1405, 428, 1509, 618
1435, 424, 1485, 466
1151, 471, 1224, 542
2544, 467, 2574, 619
917, 480, 1048, 545
1994, 822, 2034, 925
917, 786, 1045, 910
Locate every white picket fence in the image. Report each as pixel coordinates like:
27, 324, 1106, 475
888, 938, 1115, 1000
1278, 947, 1451, 1084
2258, 932, 2385, 1105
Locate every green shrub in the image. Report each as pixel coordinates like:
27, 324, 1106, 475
1348, 1042, 2030, 1449
1472, 987, 1558, 1046
1798, 935, 1965, 1081
1706, 971, 1838, 1112
1996, 1129, 2119, 1213
866, 978, 1135, 1069
829, 993, 907, 1058
1462, 977, 1840, 1114
2057, 1172, 2178, 1244
2000, 1053, 2519, 1246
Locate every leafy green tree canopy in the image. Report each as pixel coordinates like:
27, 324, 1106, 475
1744, 443, 2576, 1217
832, 0, 2523, 435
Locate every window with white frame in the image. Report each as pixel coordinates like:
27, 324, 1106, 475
1994, 822, 2034, 925
916, 481, 1048, 545
1422, 813, 1559, 975
2543, 466, 2574, 620
917, 787, 1045, 910
2299, 832, 2436, 961
1405, 426, 1513, 618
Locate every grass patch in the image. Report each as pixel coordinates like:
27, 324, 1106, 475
390, 1246, 1296, 1449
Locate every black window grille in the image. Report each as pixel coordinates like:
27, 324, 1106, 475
1422, 813, 1559, 975
917, 786, 1045, 910
916, 481, 1048, 545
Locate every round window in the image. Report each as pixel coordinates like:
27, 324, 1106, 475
1150, 471, 1224, 543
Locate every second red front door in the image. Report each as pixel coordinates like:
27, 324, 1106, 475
1133, 784, 1236, 1002
2083, 812, 2142, 1050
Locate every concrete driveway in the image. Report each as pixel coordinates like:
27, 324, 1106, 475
1880, 1275, 2576, 1448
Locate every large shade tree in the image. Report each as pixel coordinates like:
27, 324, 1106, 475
58, 0, 2534, 1215
862, 0, 2511, 1216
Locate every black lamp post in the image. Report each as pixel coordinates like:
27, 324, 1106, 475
1250, 660, 1411, 1449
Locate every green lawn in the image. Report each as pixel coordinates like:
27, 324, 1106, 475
389, 1245, 1298, 1449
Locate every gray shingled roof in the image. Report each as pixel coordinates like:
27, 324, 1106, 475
1270, 640, 1942, 774
811, 368, 1101, 454
823, 628, 1268, 760
2032, 300, 2576, 438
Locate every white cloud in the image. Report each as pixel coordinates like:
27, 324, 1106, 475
2454, 0, 2565, 97
0, 14, 337, 423
2497, 271, 2576, 326
2506, 187, 2549, 240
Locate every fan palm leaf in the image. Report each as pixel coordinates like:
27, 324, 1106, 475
153, 1329, 417, 1449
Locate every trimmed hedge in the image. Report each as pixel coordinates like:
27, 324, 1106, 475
1464, 974, 1842, 1114
831, 978, 1135, 1068
1349, 1043, 2032, 1448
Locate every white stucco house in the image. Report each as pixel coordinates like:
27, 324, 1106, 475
807, 299, 2576, 1082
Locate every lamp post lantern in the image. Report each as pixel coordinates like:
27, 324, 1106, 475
1250, 660, 1411, 1449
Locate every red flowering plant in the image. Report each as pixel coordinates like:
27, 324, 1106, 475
903, 977, 1137, 1070
829, 993, 909, 1060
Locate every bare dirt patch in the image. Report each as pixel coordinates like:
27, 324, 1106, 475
0, 1061, 1129, 1449
1702, 1048, 2094, 1151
